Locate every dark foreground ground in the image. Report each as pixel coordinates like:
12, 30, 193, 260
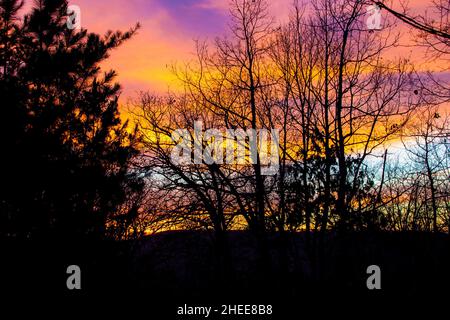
2, 231, 450, 317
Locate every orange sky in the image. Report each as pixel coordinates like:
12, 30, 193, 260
67, 0, 293, 99
52, 0, 448, 102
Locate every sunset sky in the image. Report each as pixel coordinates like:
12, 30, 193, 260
62, 0, 291, 99
34, 0, 444, 101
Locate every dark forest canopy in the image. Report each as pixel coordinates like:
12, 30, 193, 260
1, 0, 449, 242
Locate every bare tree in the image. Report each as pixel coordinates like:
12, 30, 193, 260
401, 108, 450, 232
132, 0, 446, 244
269, 0, 422, 232
375, 0, 450, 52
376, 0, 450, 102
170, 0, 279, 240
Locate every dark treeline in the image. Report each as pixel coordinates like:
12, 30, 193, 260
128, 0, 450, 300
133, 0, 450, 239
1, 0, 450, 303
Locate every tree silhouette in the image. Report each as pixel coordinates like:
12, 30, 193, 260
0, 0, 142, 241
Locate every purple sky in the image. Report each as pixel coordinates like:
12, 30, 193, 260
41, 0, 441, 100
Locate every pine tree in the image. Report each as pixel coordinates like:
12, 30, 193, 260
0, 0, 143, 241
